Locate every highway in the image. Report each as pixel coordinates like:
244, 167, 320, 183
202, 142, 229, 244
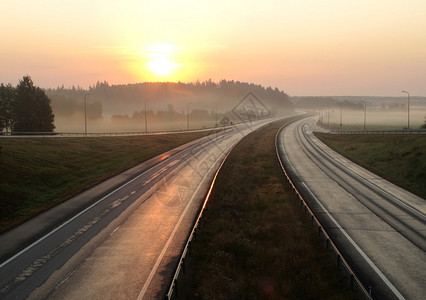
0, 118, 280, 299
277, 116, 426, 300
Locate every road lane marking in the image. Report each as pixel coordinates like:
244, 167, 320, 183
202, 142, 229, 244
167, 160, 179, 167
110, 195, 129, 209
0, 152, 181, 270
110, 226, 120, 236
1, 214, 101, 293
301, 183, 405, 300
55, 267, 78, 290
142, 160, 181, 186
0, 123, 271, 295
303, 124, 426, 219
1, 190, 136, 293
280, 123, 405, 299
136, 139, 238, 300
143, 167, 168, 185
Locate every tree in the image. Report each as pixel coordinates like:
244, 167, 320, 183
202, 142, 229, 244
13, 76, 55, 132
0, 83, 15, 132
421, 114, 426, 129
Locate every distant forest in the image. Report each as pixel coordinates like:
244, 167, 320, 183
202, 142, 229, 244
45, 80, 293, 122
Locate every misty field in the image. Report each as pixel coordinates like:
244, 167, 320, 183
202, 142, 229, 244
0, 132, 209, 232
54, 117, 221, 133
318, 108, 426, 130
315, 133, 426, 199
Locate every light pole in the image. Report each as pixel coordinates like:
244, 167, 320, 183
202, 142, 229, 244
402, 91, 410, 129
215, 104, 218, 127
327, 106, 330, 128
339, 102, 343, 130
361, 101, 367, 130
187, 102, 191, 130
84, 93, 90, 135
145, 99, 149, 133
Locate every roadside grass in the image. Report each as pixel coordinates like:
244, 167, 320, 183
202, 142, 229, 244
0, 132, 209, 232
177, 121, 360, 299
315, 133, 426, 199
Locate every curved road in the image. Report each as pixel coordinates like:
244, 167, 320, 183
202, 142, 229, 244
0, 118, 281, 299
277, 116, 426, 300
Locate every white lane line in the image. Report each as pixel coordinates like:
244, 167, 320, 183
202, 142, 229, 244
304, 125, 426, 219
0, 151, 181, 269
142, 160, 179, 186
281, 123, 404, 299
143, 167, 168, 185
110, 226, 120, 236
301, 182, 405, 300
136, 140, 237, 300
55, 267, 78, 290
3, 191, 133, 291
167, 160, 179, 167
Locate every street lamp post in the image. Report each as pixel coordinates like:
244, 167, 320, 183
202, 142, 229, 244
145, 99, 149, 133
84, 93, 90, 135
187, 102, 191, 130
361, 101, 367, 130
327, 106, 330, 128
215, 104, 218, 127
402, 91, 410, 129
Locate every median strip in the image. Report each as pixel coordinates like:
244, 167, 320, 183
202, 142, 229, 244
172, 119, 360, 299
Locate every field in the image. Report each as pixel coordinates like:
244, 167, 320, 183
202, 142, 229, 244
0, 132, 209, 232
315, 107, 426, 131
315, 133, 426, 199
177, 120, 360, 299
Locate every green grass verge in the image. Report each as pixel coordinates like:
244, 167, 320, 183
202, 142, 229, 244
0, 132, 209, 232
177, 121, 360, 299
315, 133, 426, 199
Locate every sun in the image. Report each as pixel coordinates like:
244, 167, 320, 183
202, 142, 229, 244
146, 43, 180, 78
148, 57, 176, 76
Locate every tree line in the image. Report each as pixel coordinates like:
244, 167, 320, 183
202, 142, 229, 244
46, 79, 293, 117
0, 76, 55, 133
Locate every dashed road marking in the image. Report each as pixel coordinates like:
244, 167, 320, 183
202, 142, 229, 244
110, 226, 120, 236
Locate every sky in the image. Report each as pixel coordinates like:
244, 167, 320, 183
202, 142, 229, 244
1, 0, 425, 96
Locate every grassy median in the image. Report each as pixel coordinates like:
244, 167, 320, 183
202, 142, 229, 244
315, 133, 426, 199
0, 132, 209, 232
177, 121, 360, 299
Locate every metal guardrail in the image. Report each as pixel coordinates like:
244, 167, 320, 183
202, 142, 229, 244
164, 117, 303, 299
275, 123, 374, 300
330, 129, 426, 135
164, 135, 238, 300
0, 126, 231, 138
166, 116, 374, 299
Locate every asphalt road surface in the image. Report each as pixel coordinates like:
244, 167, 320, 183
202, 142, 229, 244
0, 118, 280, 299
277, 116, 426, 300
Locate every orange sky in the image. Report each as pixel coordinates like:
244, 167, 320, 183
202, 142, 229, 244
1, 0, 425, 96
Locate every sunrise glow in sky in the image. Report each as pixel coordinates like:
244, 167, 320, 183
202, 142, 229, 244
1, 0, 425, 96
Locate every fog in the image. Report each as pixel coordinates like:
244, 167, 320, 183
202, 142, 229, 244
294, 96, 426, 130
49, 84, 426, 133
48, 80, 294, 133
54, 111, 236, 133
317, 108, 425, 131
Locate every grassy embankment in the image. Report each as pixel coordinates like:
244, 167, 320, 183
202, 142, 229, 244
177, 120, 360, 299
0, 132, 209, 232
315, 133, 426, 200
